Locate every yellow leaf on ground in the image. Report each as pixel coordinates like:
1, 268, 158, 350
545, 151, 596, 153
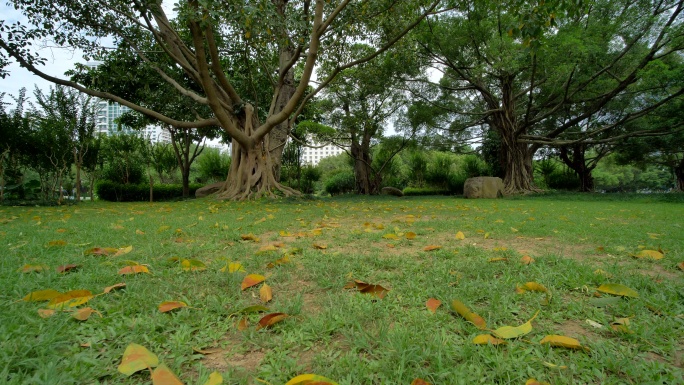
117, 343, 159, 376
203, 372, 223, 385
405, 232, 417, 240
285, 374, 339, 385
258, 245, 278, 253
181, 259, 206, 271
241, 274, 265, 290
114, 245, 133, 256
472, 334, 507, 345
237, 318, 249, 331
240, 233, 260, 242
424, 245, 441, 251
525, 379, 551, 385
488, 257, 508, 262
151, 363, 183, 385
540, 335, 588, 351
516, 282, 552, 305
451, 300, 486, 329
47, 290, 93, 309
492, 310, 539, 339
260, 284, 273, 303
118, 265, 150, 275
48, 240, 67, 246
611, 317, 634, 333
19, 264, 49, 273
455, 231, 465, 240
267, 255, 291, 269
256, 312, 288, 331
23, 289, 62, 302
597, 283, 639, 298
136, 229, 145, 235
382, 233, 398, 240
313, 243, 327, 249
159, 301, 188, 313
633, 249, 664, 260
426, 298, 441, 313
220, 262, 245, 273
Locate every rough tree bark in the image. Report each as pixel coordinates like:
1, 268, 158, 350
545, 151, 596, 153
675, 158, 684, 192
350, 130, 381, 195
217, 105, 298, 200
488, 74, 539, 194
559, 144, 594, 192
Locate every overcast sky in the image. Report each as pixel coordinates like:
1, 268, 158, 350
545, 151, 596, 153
0, 4, 90, 102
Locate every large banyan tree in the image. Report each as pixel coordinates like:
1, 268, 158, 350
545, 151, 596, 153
411, 0, 684, 193
0, 0, 439, 200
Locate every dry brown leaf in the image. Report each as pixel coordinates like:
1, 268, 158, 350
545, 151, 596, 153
56, 264, 80, 273
38, 309, 56, 318
103, 283, 126, 293
256, 312, 288, 331
410, 379, 432, 385
313, 243, 327, 249
520, 255, 535, 265
158, 301, 188, 313
423, 245, 441, 252
426, 298, 442, 313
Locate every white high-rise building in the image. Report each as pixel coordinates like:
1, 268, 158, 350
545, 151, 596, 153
301, 140, 347, 165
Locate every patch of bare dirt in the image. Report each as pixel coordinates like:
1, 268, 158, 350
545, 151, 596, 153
634, 264, 680, 280
556, 319, 600, 340
199, 330, 267, 373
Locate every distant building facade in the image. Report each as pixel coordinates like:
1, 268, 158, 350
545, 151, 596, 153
301, 140, 347, 165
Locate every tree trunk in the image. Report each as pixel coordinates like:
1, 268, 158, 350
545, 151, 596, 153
217, 105, 299, 200
488, 74, 538, 194
559, 145, 595, 192
268, 47, 296, 182
499, 125, 540, 194
181, 166, 190, 198
675, 158, 684, 192
73, 148, 82, 202
351, 135, 380, 195
149, 172, 154, 202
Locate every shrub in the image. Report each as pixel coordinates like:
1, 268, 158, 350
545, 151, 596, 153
96, 181, 202, 202
461, 155, 488, 178
300, 165, 321, 194
446, 173, 467, 195
197, 148, 231, 183
425, 152, 453, 188
547, 170, 581, 190
402, 186, 450, 196
324, 171, 355, 196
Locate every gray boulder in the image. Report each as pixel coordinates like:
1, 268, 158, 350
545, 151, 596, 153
195, 181, 225, 198
381, 186, 404, 197
463, 177, 504, 199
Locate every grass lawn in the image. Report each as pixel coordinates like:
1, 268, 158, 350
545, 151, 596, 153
1, 194, 683, 384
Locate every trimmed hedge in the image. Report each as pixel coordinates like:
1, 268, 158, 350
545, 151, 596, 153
96, 181, 202, 202
402, 187, 451, 196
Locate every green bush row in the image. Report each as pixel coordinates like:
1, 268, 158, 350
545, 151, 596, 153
95, 181, 202, 202
402, 187, 451, 196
